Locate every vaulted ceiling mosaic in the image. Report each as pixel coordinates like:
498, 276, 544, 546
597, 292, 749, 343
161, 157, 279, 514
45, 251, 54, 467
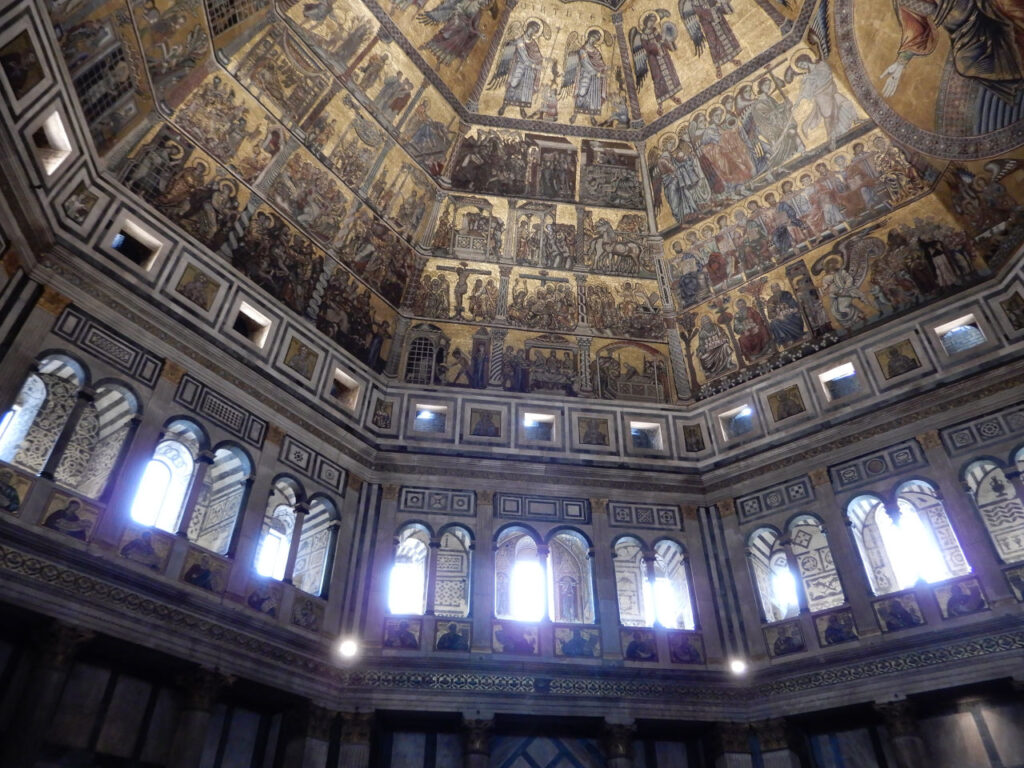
31, 0, 1024, 405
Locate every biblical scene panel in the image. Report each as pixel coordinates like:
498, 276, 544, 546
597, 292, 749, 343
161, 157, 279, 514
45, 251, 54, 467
47, 0, 153, 153
365, 146, 437, 245
431, 195, 512, 261
230, 25, 334, 125
264, 144, 356, 248
401, 324, 671, 401
127, 0, 211, 105
935, 159, 1024, 262
648, 44, 870, 232
449, 128, 579, 202
664, 128, 935, 308
622, 0, 792, 122
334, 204, 423, 307
119, 125, 254, 256
476, 5, 630, 129
678, 191, 1019, 398
172, 72, 285, 185
315, 261, 398, 372
399, 90, 460, 176
303, 87, 390, 190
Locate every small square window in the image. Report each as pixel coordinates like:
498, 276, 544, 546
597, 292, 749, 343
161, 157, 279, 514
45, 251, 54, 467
934, 314, 986, 355
413, 405, 446, 433
819, 362, 860, 402
31, 111, 72, 175
330, 368, 359, 411
523, 412, 554, 442
629, 421, 663, 450
720, 405, 754, 440
232, 302, 271, 347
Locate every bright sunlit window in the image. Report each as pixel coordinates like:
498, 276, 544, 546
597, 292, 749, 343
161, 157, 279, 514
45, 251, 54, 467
255, 528, 289, 580
878, 500, 951, 589
389, 560, 426, 614
130, 440, 194, 532
0, 408, 16, 443
772, 568, 800, 616
510, 560, 545, 621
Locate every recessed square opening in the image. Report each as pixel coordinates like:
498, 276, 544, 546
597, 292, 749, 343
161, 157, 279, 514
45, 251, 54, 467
31, 111, 72, 175
413, 405, 447, 434
232, 302, 271, 348
110, 219, 162, 269
719, 405, 754, 440
629, 421, 663, 450
818, 362, 860, 402
522, 412, 555, 442
934, 314, 986, 355
330, 368, 360, 410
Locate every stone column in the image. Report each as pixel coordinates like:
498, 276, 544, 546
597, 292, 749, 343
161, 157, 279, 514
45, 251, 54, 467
917, 430, 1012, 602
487, 329, 507, 389
575, 274, 588, 328
808, 467, 879, 635
283, 502, 310, 584
39, 387, 95, 480
753, 718, 801, 768
710, 722, 752, 768
167, 667, 231, 768
876, 700, 928, 768
282, 703, 336, 768
603, 720, 636, 768
176, 450, 215, 537
496, 265, 513, 320
0, 622, 93, 768
337, 711, 373, 768
461, 717, 493, 768
662, 311, 692, 401
384, 315, 411, 379
576, 336, 593, 394
425, 536, 441, 614
537, 543, 551, 621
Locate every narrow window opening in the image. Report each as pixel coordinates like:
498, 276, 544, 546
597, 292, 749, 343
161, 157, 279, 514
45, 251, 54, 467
523, 412, 554, 441
232, 302, 271, 347
819, 362, 859, 401
31, 112, 72, 175
413, 405, 446, 434
935, 314, 986, 355
629, 421, 663, 450
330, 368, 359, 411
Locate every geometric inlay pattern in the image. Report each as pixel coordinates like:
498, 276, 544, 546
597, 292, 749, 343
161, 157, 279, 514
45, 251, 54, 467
495, 494, 590, 524
399, 487, 476, 516
607, 502, 681, 530
53, 306, 163, 388
940, 404, 1024, 457
279, 435, 346, 492
173, 374, 267, 448
829, 440, 927, 493
736, 476, 815, 524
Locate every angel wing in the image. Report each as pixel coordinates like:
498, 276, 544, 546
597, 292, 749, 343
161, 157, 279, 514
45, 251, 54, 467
417, 0, 461, 26
560, 31, 582, 97
629, 26, 649, 89
678, 0, 706, 57
646, 145, 663, 217
485, 22, 523, 90
842, 236, 884, 287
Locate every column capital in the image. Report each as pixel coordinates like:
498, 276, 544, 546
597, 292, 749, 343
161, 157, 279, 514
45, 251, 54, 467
875, 700, 919, 738
33, 621, 94, 668
809, 466, 830, 487
916, 430, 942, 451
752, 717, 791, 752
177, 666, 232, 711
603, 720, 636, 759
340, 711, 374, 745
462, 717, 494, 756
710, 721, 751, 756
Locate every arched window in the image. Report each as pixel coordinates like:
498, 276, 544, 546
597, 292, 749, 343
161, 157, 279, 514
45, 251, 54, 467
747, 528, 799, 622
1015, 446, 1024, 475
495, 527, 545, 622
613, 536, 648, 627
788, 515, 846, 612
652, 539, 696, 630
548, 530, 594, 624
964, 459, 1024, 564
390, 524, 430, 615
189, 444, 251, 555
434, 525, 471, 618
614, 536, 696, 629
293, 496, 339, 597
130, 419, 205, 533
55, 382, 138, 499
0, 356, 84, 473
254, 477, 304, 581
848, 483, 970, 595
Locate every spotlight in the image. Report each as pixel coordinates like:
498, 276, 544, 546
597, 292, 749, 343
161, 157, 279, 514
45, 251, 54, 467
338, 639, 358, 658
729, 658, 747, 675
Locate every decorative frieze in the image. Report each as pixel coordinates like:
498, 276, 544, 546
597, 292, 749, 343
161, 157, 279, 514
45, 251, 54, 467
494, 493, 590, 524
174, 374, 267, 448
398, 487, 476, 516
607, 501, 681, 530
736, 476, 814, 524
828, 440, 927, 493
53, 307, 163, 387
940, 404, 1024, 457
280, 435, 346, 492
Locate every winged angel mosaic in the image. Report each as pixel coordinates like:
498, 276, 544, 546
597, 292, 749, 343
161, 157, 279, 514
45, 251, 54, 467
630, 0, 744, 114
